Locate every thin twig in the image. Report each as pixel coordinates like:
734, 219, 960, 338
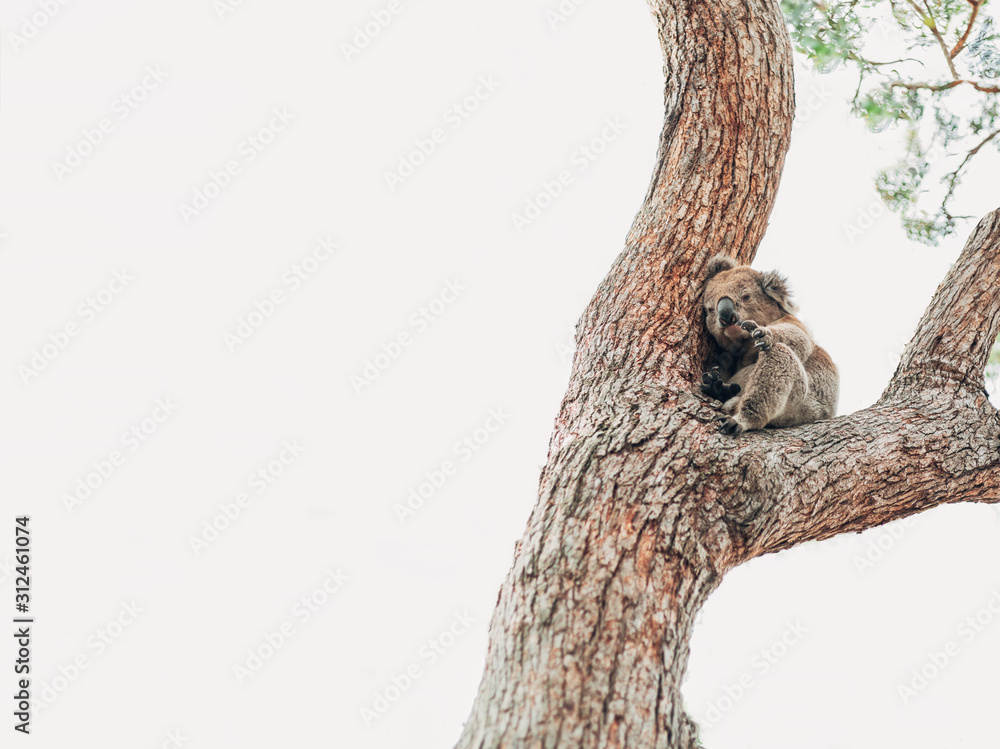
941, 127, 1000, 218
906, 0, 961, 79
968, 80, 1000, 94
950, 0, 982, 58
889, 79, 964, 91
849, 52, 923, 67
888, 78, 1000, 93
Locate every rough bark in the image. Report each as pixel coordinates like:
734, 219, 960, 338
455, 0, 1000, 747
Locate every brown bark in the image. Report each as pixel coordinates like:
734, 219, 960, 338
455, 0, 1000, 747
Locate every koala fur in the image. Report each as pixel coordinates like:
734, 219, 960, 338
699, 255, 839, 435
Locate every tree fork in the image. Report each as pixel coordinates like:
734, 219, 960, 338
455, 0, 1000, 747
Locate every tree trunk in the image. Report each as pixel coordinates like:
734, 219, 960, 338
455, 0, 1000, 747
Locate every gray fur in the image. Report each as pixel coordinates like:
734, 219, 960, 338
759, 270, 797, 313
700, 262, 839, 435
704, 254, 737, 281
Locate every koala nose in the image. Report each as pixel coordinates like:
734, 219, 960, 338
717, 297, 738, 326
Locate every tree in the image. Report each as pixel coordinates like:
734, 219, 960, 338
455, 0, 1000, 747
784, 0, 1000, 244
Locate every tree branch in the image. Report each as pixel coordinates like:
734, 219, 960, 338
850, 53, 923, 68
967, 80, 1000, 94
950, 0, 982, 59
938, 128, 1000, 226
884, 208, 1000, 397
725, 209, 1000, 560
732, 395, 1000, 559
906, 0, 961, 79
556, 0, 797, 453
888, 79, 1000, 94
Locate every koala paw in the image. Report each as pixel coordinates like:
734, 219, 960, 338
740, 320, 772, 351
718, 415, 746, 436
701, 367, 741, 402
701, 367, 724, 399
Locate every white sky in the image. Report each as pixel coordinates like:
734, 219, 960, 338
0, 1, 998, 748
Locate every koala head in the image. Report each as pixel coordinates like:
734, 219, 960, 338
702, 255, 796, 351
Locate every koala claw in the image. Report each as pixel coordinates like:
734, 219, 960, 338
740, 320, 771, 351
718, 416, 745, 436
701, 367, 742, 402
701, 367, 723, 398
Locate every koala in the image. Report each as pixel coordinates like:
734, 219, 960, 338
699, 255, 839, 435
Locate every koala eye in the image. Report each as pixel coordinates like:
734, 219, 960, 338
741, 294, 752, 303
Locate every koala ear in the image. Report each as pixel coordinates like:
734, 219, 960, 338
704, 255, 736, 281
760, 270, 798, 313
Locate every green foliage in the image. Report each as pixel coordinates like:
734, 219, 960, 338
782, 0, 1000, 244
